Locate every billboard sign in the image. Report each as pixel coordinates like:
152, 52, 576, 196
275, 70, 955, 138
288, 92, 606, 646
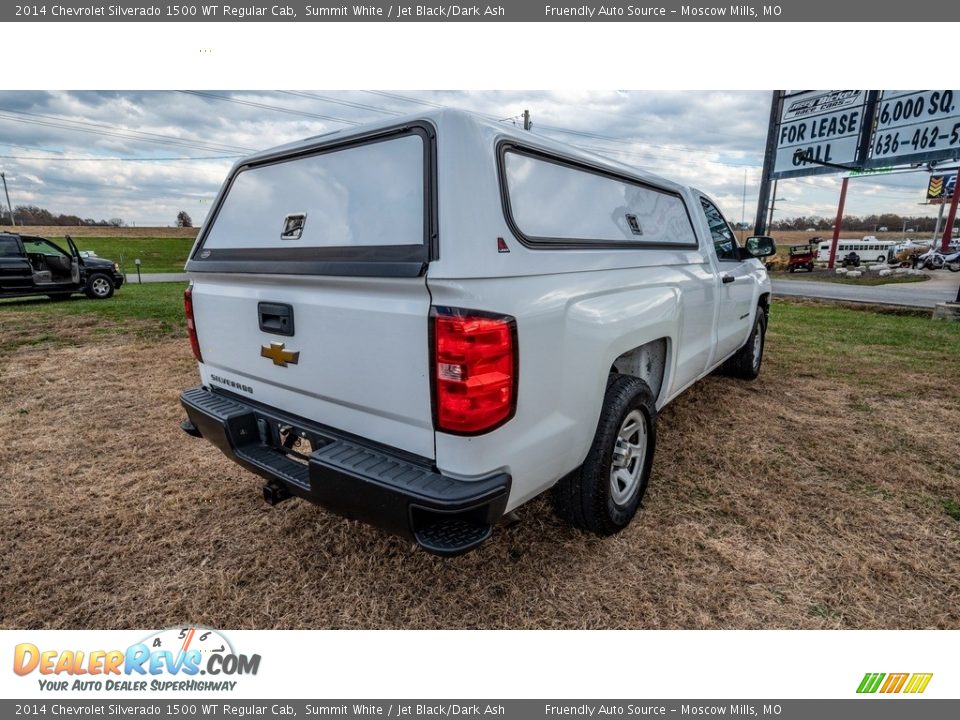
866, 90, 960, 167
926, 172, 957, 204
772, 90, 868, 179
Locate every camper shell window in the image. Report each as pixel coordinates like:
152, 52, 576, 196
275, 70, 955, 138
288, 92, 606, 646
498, 144, 698, 249
187, 122, 436, 277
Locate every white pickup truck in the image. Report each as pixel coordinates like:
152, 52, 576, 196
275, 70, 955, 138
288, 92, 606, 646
180, 109, 775, 556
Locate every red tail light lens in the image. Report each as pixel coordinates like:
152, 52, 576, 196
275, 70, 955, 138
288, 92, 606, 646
184, 285, 202, 363
432, 308, 517, 435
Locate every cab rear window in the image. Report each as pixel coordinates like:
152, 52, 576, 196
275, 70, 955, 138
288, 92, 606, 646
0, 237, 20, 257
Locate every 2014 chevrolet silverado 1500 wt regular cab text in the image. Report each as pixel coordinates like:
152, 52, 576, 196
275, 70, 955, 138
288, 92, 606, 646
179, 109, 775, 556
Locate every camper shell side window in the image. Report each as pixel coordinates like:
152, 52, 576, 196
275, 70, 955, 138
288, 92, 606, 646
497, 143, 699, 250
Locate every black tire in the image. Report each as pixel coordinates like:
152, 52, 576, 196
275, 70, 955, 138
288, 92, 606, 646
552, 374, 657, 535
84, 272, 115, 299
722, 308, 767, 380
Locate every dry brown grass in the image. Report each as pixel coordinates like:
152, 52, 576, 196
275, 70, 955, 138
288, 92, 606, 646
5, 226, 198, 239
1, 306, 958, 630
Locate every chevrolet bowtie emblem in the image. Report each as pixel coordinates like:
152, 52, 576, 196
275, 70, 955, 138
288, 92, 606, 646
260, 342, 300, 367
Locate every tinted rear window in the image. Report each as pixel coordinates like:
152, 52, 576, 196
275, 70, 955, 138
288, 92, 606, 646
0, 237, 21, 257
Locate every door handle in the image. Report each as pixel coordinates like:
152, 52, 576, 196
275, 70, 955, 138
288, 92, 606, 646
721, 274, 735, 284
258, 302, 295, 336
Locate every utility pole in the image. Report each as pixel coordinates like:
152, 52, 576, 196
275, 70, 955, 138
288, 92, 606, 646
523, 109, 532, 131
1, 172, 15, 226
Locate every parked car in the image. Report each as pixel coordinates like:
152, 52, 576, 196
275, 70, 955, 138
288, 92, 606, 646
179, 109, 776, 556
0, 232, 124, 300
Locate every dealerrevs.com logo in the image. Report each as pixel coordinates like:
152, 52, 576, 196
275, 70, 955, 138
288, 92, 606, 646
13, 627, 260, 693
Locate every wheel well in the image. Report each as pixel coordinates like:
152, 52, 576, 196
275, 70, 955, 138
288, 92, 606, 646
758, 292, 770, 319
610, 338, 667, 402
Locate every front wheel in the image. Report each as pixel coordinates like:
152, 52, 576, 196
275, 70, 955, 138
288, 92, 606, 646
723, 308, 767, 380
948, 263, 960, 273
552, 375, 657, 535
84, 272, 115, 299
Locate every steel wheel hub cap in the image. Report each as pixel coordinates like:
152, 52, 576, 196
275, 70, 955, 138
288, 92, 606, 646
610, 409, 647, 505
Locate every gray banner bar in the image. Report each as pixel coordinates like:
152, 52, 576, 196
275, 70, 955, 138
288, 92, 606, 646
3, 700, 958, 719
5, 0, 960, 22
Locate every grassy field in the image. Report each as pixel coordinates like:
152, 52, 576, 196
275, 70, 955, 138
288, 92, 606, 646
48, 237, 195, 274
1, 292, 958, 629
772, 271, 929, 286
0, 283, 186, 354
6, 227, 933, 276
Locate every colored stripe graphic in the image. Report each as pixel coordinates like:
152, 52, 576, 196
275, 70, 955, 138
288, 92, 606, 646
857, 672, 932, 694
880, 673, 909, 693
857, 673, 885, 693
904, 673, 933, 694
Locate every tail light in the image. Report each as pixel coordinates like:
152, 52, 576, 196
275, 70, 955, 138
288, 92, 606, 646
184, 285, 202, 363
431, 308, 517, 435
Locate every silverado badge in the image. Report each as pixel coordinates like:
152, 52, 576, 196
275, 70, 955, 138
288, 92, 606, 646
260, 342, 300, 367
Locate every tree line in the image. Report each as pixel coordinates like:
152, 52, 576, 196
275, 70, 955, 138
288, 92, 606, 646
0, 205, 125, 227
771, 214, 953, 233
0, 206, 194, 228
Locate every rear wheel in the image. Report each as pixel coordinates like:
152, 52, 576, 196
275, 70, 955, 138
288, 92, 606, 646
723, 308, 767, 380
552, 375, 657, 535
84, 273, 114, 299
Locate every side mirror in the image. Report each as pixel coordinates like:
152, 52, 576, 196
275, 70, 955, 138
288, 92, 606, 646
745, 236, 777, 258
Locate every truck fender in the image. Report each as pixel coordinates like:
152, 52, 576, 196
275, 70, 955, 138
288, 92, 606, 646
564, 286, 680, 460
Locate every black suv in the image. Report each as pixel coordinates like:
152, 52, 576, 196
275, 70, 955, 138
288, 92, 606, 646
0, 232, 124, 300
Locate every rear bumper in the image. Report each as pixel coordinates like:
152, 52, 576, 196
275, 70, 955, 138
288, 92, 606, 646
179, 386, 510, 556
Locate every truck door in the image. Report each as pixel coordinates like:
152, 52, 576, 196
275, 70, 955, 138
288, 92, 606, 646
65, 235, 82, 284
0, 234, 34, 290
697, 195, 756, 362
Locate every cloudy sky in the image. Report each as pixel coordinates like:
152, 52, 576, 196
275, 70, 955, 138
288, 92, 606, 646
0, 90, 944, 227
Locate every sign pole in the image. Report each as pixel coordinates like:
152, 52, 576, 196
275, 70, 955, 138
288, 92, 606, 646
941, 166, 960, 252
933, 202, 945, 242
827, 177, 850, 270
754, 90, 782, 236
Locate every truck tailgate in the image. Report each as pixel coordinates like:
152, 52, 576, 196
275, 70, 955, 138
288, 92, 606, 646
190, 273, 435, 460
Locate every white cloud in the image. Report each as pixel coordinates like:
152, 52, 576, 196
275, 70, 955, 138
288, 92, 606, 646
0, 90, 946, 226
